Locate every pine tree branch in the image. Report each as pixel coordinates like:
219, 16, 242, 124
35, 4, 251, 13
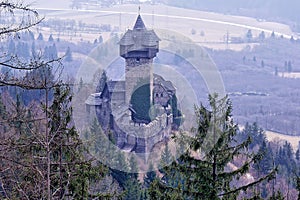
218, 168, 276, 197
0, 57, 62, 71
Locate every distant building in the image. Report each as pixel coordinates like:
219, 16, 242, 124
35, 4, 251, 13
86, 14, 180, 153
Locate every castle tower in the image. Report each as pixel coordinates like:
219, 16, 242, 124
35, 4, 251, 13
119, 15, 160, 118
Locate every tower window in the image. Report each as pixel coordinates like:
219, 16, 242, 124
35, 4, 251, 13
156, 93, 159, 97
161, 93, 163, 97
136, 58, 140, 62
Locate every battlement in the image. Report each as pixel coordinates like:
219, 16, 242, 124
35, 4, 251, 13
117, 112, 173, 153
119, 113, 171, 137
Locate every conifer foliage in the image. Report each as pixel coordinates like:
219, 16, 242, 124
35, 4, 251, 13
149, 94, 276, 199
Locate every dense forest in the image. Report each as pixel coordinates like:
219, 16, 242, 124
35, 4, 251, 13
1, 1, 300, 199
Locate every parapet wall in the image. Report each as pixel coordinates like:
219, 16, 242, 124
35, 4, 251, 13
119, 113, 171, 138
117, 113, 173, 153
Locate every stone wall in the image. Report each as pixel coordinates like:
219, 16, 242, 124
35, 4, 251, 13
87, 102, 174, 153
117, 113, 173, 153
153, 85, 171, 107
125, 58, 153, 105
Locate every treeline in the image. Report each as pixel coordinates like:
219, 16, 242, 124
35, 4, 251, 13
0, 31, 74, 105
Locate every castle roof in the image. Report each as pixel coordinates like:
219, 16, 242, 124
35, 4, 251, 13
119, 15, 160, 48
133, 14, 146, 30
107, 81, 125, 93
85, 93, 105, 106
154, 74, 176, 92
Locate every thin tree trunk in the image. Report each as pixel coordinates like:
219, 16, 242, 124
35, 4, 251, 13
46, 88, 51, 200
212, 108, 217, 195
213, 154, 217, 186
60, 133, 63, 199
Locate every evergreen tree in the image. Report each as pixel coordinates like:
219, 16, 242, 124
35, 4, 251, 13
94, 38, 98, 44
50, 43, 58, 59
48, 34, 54, 42
296, 148, 300, 162
259, 31, 265, 41
159, 143, 173, 169
149, 94, 275, 199
296, 174, 300, 200
64, 46, 73, 62
261, 60, 265, 68
275, 141, 296, 175
123, 154, 141, 200
96, 70, 107, 93
37, 32, 43, 40
110, 151, 130, 189
124, 178, 141, 200
78, 77, 84, 92
253, 140, 274, 193
44, 44, 58, 60
271, 31, 275, 38
144, 162, 157, 188
168, 94, 182, 128
238, 122, 266, 149
0, 96, 6, 118
246, 29, 253, 42
99, 35, 103, 43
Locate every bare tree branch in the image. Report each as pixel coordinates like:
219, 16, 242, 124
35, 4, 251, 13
0, 1, 43, 36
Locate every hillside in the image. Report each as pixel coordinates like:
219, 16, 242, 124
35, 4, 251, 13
9, 3, 300, 137
26, 3, 295, 49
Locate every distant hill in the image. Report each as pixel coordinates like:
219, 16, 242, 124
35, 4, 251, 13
24, 0, 300, 32
166, 0, 300, 31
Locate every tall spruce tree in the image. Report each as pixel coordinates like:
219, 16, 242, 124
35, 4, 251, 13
144, 162, 157, 188
160, 143, 173, 168
254, 140, 274, 175
64, 46, 73, 62
149, 94, 275, 199
124, 155, 141, 200
296, 174, 300, 200
296, 148, 300, 163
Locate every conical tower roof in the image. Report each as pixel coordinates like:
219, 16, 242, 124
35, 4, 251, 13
133, 14, 146, 30
119, 14, 160, 58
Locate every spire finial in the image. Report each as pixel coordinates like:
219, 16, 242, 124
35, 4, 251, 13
138, 6, 141, 15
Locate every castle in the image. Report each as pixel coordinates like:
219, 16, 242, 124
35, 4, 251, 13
85, 14, 180, 153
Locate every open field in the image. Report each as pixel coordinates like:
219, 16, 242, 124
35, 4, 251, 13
26, 2, 296, 50
280, 72, 300, 79
265, 130, 300, 151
